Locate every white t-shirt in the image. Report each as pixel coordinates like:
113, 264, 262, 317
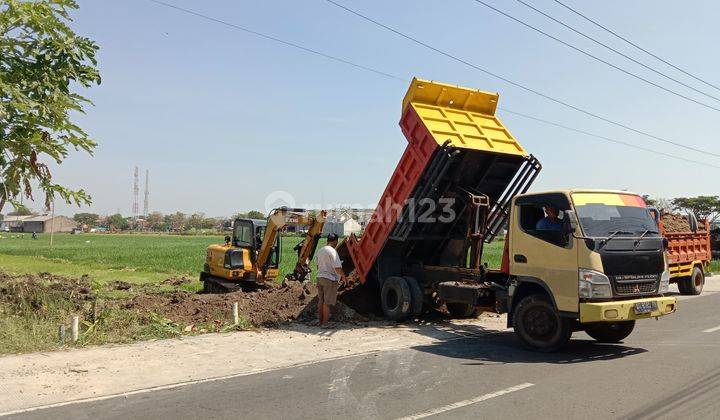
316, 245, 342, 281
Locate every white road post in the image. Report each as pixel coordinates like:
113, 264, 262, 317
232, 302, 239, 325
71, 316, 80, 343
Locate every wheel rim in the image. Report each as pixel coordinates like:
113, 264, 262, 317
523, 306, 557, 341
694, 271, 704, 289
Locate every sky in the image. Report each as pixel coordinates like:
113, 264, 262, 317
32, 0, 720, 217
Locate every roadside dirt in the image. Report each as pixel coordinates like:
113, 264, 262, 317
123, 281, 372, 327
662, 213, 691, 233
0, 272, 94, 311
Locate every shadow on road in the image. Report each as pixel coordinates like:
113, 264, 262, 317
408, 321, 648, 365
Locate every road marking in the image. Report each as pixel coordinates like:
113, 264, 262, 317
703, 325, 720, 333
396, 383, 534, 420
0, 329, 502, 417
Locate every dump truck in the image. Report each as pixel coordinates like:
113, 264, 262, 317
651, 211, 712, 295
338, 78, 676, 352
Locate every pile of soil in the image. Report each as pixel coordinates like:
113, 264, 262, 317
123, 281, 370, 327
662, 213, 691, 233
0, 272, 94, 311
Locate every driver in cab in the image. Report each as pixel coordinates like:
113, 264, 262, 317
536, 205, 564, 232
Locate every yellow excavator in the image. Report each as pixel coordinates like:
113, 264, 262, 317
201, 207, 327, 293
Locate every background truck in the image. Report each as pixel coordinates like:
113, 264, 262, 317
654, 212, 712, 295
338, 78, 676, 352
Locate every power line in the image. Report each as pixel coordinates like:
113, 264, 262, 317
146, 0, 719, 168
323, 0, 720, 158
470, 0, 720, 113
146, 0, 405, 82
498, 108, 720, 169
554, 0, 720, 94
512, 0, 720, 104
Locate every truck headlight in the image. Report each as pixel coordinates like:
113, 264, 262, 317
659, 270, 670, 293
579, 269, 612, 298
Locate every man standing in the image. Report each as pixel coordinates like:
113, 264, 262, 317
315, 233, 346, 326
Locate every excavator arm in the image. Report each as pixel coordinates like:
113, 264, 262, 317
255, 207, 327, 281
286, 212, 327, 282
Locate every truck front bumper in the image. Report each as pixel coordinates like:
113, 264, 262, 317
579, 296, 677, 323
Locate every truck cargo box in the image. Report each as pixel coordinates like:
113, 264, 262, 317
658, 214, 712, 276
344, 78, 540, 286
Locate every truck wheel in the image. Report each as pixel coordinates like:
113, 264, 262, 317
446, 302, 478, 319
584, 321, 635, 343
403, 277, 424, 319
513, 295, 571, 352
678, 267, 704, 295
380, 277, 412, 321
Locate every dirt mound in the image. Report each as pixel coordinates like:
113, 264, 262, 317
0, 272, 94, 311
124, 282, 329, 326
662, 213, 691, 233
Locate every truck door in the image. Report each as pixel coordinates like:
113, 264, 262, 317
509, 193, 579, 313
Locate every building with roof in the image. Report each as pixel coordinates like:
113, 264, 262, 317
0, 215, 77, 233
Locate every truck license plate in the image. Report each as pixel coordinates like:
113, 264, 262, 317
634, 301, 658, 314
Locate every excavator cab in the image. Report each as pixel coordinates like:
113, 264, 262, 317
233, 219, 280, 269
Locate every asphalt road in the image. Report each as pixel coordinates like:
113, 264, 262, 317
9, 290, 720, 420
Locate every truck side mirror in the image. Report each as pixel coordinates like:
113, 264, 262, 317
565, 210, 579, 233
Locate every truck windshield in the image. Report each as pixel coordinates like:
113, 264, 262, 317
572, 194, 658, 238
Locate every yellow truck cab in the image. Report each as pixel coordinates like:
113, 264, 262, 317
506, 189, 676, 350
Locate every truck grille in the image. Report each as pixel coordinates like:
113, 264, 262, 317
615, 281, 657, 295
611, 274, 659, 296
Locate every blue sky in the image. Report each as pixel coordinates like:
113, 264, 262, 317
42, 0, 720, 216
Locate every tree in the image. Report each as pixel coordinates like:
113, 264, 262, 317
246, 210, 264, 219
0, 0, 101, 213
146, 212, 166, 231
73, 212, 99, 227
672, 196, 720, 223
641, 195, 671, 211
167, 212, 186, 231
105, 213, 129, 231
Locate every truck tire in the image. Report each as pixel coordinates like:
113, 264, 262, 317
446, 302, 479, 319
403, 276, 424, 319
381, 277, 412, 321
584, 321, 635, 343
678, 267, 704, 296
512, 294, 571, 352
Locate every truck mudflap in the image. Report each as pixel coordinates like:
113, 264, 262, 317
579, 296, 677, 323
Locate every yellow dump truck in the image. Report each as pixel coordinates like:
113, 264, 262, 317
340, 78, 677, 351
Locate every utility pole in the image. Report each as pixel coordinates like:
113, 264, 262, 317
132, 166, 139, 223
143, 169, 149, 217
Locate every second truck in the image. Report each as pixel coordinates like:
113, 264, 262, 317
338, 78, 677, 352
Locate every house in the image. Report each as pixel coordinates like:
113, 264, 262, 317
322, 211, 362, 237
2, 215, 77, 233
0, 215, 33, 232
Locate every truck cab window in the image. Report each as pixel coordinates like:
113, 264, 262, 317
518, 204, 570, 247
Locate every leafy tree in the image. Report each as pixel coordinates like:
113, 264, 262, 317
672, 196, 720, 222
641, 195, 671, 211
0, 0, 101, 213
167, 212, 186, 231
73, 212, 99, 226
105, 213, 129, 231
246, 210, 264, 219
146, 212, 166, 231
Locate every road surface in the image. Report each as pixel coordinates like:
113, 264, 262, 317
6, 289, 720, 419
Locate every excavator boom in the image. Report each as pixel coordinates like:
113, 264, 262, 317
256, 208, 326, 281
